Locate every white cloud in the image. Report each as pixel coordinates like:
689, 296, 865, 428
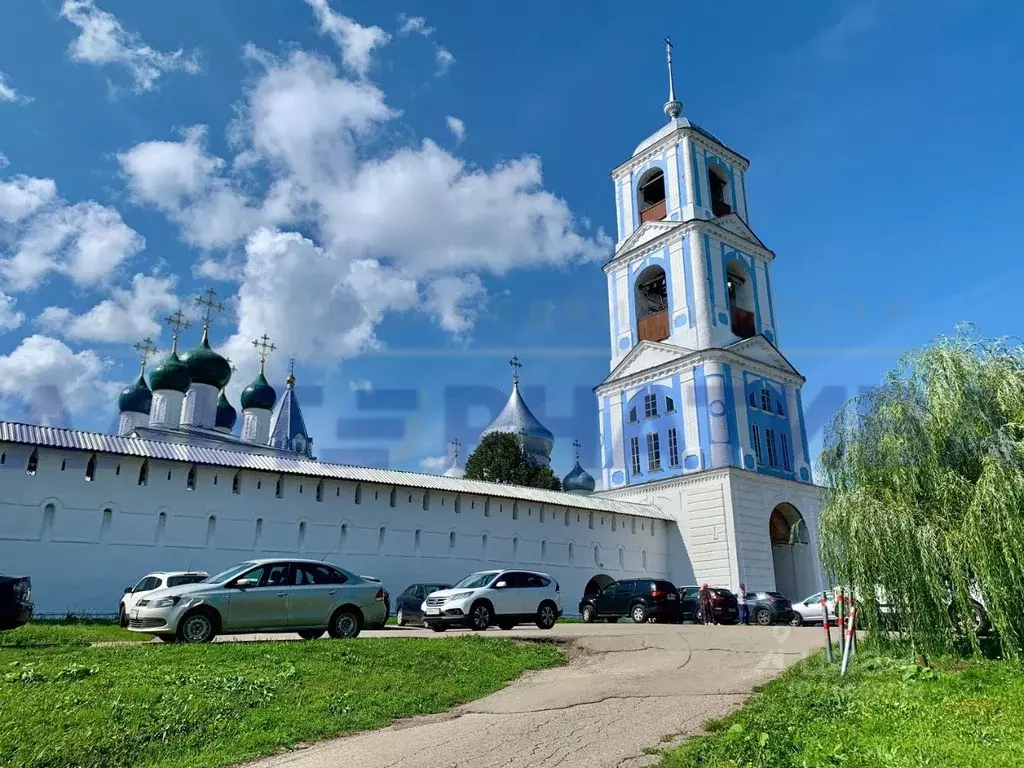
0, 175, 58, 224
348, 379, 374, 393
0, 335, 115, 424
419, 454, 449, 473
37, 273, 178, 343
0, 72, 30, 104
0, 153, 8, 169
0, 291, 24, 332
398, 15, 434, 37
445, 115, 466, 143
59, 0, 201, 92
435, 47, 455, 75
304, 0, 390, 76
424, 274, 486, 334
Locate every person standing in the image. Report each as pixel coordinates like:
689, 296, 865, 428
738, 583, 749, 625
699, 583, 717, 625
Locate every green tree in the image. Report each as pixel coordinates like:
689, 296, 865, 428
464, 432, 562, 491
819, 326, 1024, 658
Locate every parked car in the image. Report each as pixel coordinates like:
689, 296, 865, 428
125, 558, 386, 643
0, 573, 32, 631
359, 576, 390, 629
395, 583, 452, 626
678, 586, 739, 624
579, 579, 681, 624
741, 591, 794, 626
422, 570, 562, 631
119, 571, 208, 627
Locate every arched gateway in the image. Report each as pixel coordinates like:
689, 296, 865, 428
769, 503, 816, 600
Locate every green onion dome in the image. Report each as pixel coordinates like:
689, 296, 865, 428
149, 351, 191, 393
179, 328, 232, 390
215, 389, 238, 430
240, 371, 277, 411
117, 373, 153, 414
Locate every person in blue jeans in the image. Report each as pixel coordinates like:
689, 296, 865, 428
738, 583, 750, 625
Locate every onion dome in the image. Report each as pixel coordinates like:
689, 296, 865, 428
481, 362, 554, 466
442, 439, 465, 478
149, 350, 191, 393
215, 390, 237, 430
118, 373, 152, 415
179, 328, 232, 389
563, 461, 596, 494
240, 371, 277, 411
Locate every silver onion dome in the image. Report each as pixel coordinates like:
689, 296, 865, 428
481, 357, 554, 467
562, 439, 596, 494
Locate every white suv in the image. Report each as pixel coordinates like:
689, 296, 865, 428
119, 571, 207, 626
421, 569, 562, 632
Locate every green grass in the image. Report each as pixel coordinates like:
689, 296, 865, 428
0, 635, 563, 768
0, 619, 151, 648
657, 646, 1024, 768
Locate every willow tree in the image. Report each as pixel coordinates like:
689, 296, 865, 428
819, 327, 1024, 658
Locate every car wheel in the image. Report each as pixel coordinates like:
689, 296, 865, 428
789, 614, 804, 627
118, 607, 128, 628
755, 608, 772, 626
396, 609, 406, 627
469, 602, 492, 631
428, 623, 448, 632
631, 604, 649, 624
581, 605, 596, 623
328, 608, 361, 639
177, 610, 217, 643
536, 602, 558, 630
694, 608, 703, 624
157, 635, 177, 644
497, 619, 517, 631
298, 630, 325, 640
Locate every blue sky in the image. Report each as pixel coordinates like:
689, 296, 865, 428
0, 0, 1021, 479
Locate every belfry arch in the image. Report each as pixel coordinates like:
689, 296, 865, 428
634, 264, 669, 343
769, 503, 815, 599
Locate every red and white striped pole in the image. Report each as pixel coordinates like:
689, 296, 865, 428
840, 606, 857, 675
821, 592, 834, 663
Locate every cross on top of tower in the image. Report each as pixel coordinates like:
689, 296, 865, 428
252, 334, 276, 373
226, 357, 238, 374
133, 337, 158, 372
509, 355, 522, 384
663, 37, 683, 120
573, 438, 582, 461
451, 437, 461, 461
164, 309, 191, 353
195, 288, 224, 330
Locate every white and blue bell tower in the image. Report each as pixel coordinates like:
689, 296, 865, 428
595, 40, 813, 492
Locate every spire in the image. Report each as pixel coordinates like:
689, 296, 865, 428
286, 357, 296, 387
663, 37, 683, 120
443, 438, 465, 478
252, 334, 276, 375
509, 355, 522, 385
132, 336, 158, 376
164, 309, 191, 355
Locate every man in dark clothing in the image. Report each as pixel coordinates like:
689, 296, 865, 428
699, 584, 716, 625
738, 583, 750, 625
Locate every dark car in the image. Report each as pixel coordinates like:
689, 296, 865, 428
394, 583, 452, 626
679, 586, 739, 624
0, 574, 33, 631
579, 578, 681, 624
742, 591, 794, 626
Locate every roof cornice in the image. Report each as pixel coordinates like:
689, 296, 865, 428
611, 125, 750, 179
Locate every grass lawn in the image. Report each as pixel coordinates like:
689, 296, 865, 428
656, 647, 1024, 767
0, 619, 151, 648
0, 634, 562, 768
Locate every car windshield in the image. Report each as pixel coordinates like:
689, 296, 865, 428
452, 572, 498, 589
205, 562, 256, 584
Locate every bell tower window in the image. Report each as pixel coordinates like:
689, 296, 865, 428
634, 265, 669, 342
726, 261, 756, 339
708, 164, 731, 217
637, 169, 667, 223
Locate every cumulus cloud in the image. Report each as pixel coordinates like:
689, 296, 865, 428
419, 454, 449, 473
445, 115, 465, 143
0, 72, 30, 104
0, 292, 24, 332
0, 335, 115, 424
423, 274, 486, 334
59, 0, 201, 92
0, 176, 58, 224
38, 273, 178, 343
435, 47, 455, 75
304, 0, 389, 76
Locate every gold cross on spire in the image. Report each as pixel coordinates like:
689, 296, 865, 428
509, 355, 522, 384
133, 337, 159, 373
164, 309, 192, 353
286, 356, 296, 386
195, 288, 224, 330
252, 334, 276, 374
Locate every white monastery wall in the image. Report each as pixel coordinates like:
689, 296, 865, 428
0, 444, 672, 615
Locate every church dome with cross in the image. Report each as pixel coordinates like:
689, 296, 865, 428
481, 357, 554, 467
179, 290, 232, 390
562, 440, 596, 494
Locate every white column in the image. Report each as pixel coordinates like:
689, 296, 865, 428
681, 369, 700, 470
755, 260, 774, 341
731, 370, 751, 467
148, 390, 184, 428
615, 267, 631, 358
608, 395, 625, 483
180, 383, 219, 429
786, 386, 809, 477
689, 231, 712, 349
681, 136, 699, 220
665, 148, 681, 213
705, 361, 731, 468
242, 408, 272, 444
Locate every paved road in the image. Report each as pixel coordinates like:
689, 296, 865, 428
244, 623, 824, 768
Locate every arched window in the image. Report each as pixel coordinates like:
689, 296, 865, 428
414, 528, 422, 552
642, 550, 649, 570
564, 509, 570, 526
156, 511, 167, 544
100, 508, 113, 542
254, 517, 263, 549
454, 495, 462, 514
726, 260, 756, 339
354, 483, 362, 504
594, 545, 601, 566
449, 531, 456, 551
423, 491, 431, 511
588, 512, 594, 530
232, 473, 241, 495
275, 476, 283, 498
115, 463, 121, 476
618, 547, 625, 569
186, 465, 196, 490
637, 168, 667, 223
568, 542, 575, 563
316, 480, 324, 502
206, 515, 216, 547
389, 487, 397, 508
539, 507, 546, 523
339, 523, 348, 552
298, 521, 307, 552
708, 163, 731, 217
378, 526, 386, 552
213, 474, 218, 485
482, 533, 488, 554
512, 501, 518, 520
541, 540, 547, 560
612, 516, 617, 532
484, 499, 491, 517
85, 454, 97, 482
512, 535, 519, 558
635, 265, 669, 342
138, 459, 149, 486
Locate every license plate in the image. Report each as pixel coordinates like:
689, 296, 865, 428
425, 608, 440, 616
129, 609, 139, 620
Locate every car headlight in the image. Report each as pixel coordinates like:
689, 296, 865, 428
446, 591, 474, 602
151, 596, 181, 609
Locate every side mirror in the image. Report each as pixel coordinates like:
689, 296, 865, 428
124, 587, 133, 594
233, 578, 258, 589
495, 581, 507, 589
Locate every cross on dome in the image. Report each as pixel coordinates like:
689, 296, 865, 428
252, 334, 276, 374
195, 288, 224, 330
164, 310, 191, 353
451, 437, 461, 460
573, 438, 581, 461
509, 355, 522, 384
133, 337, 158, 372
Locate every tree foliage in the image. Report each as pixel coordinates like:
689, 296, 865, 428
464, 432, 562, 491
819, 326, 1024, 658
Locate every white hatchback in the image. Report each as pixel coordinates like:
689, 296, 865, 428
119, 571, 208, 626
421, 569, 562, 632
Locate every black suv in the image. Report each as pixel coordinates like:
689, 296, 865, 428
0, 574, 32, 631
579, 578, 681, 624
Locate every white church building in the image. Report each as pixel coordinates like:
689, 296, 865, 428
0, 47, 823, 616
